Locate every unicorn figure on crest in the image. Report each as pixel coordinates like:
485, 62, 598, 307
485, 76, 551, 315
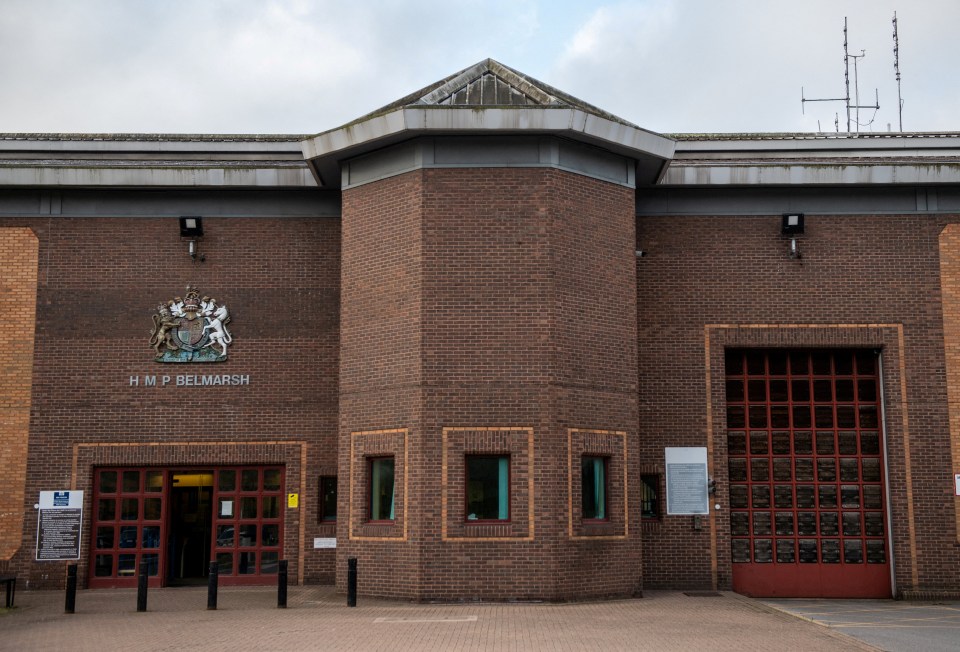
202, 304, 233, 358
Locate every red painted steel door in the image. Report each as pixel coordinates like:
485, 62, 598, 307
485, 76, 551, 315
725, 350, 891, 598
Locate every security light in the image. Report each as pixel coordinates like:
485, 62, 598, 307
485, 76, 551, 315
179, 216, 204, 237
781, 213, 804, 235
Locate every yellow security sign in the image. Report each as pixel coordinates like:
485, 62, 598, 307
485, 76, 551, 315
287, 493, 299, 508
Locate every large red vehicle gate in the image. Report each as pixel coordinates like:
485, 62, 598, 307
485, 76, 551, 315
725, 350, 891, 598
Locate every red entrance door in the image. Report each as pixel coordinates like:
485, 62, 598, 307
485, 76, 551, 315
725, 350, 891, 598
89, 466, 283, 588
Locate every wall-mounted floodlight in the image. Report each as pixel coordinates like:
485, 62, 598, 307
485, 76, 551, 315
781, 213, 804, 235
179, 216, 205, 262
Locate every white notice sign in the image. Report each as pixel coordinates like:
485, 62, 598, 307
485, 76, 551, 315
314, 537, 337, 549
36, 490, 84, 561
665, 447, 709, 515
955, 473, 960, 496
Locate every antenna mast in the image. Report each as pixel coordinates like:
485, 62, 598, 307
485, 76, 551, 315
893, 11, 904, 131
801, 17, 880, 133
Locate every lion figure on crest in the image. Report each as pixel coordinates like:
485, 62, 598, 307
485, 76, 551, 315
202, 304, 233, 357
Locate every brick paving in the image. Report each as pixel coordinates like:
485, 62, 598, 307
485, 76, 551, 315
0, 587, 877, 651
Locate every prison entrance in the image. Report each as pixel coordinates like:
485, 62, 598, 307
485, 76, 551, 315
725, 349, 891, 598
89, 466, 284, 588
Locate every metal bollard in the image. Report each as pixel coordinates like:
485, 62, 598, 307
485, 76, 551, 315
64, 564, 77, 614
277, 560, 288, 608
207, 561, 218, 610
347, 557, 357, 607
136, 558, 148, 612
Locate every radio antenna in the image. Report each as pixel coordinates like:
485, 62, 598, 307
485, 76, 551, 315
893, 11, 904, 131
801, 17, 880, 133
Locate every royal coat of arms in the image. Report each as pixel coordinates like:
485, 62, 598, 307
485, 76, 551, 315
150, 288, 232, 362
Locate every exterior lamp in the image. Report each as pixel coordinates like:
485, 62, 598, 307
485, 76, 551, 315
179, 216, 205, 262
781, 213, 804, 260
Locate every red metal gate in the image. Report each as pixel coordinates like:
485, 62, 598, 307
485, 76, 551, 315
725, 350, 891, 598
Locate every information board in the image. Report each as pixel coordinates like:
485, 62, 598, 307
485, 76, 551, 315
665, 447, 709, 515
36, 490, 83, 561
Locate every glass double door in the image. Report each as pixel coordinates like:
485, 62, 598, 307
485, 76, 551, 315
89, 466, 284, 588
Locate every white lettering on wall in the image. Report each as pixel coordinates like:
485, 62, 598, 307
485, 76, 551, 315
128, 374, 251, 388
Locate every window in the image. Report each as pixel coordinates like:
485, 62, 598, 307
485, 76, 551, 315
466, 455, 509, 521
581, 456, 608, 520
319, 476, 337, 522
368, 458, 395, 521
641, 474, 660, 519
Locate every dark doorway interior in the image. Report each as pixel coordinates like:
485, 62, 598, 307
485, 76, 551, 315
168, 471, 214, 585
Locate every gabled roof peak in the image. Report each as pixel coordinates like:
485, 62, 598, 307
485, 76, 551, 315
362, 58, 638, 128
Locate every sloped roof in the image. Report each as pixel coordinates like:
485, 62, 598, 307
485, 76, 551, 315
359, 58, 638, 128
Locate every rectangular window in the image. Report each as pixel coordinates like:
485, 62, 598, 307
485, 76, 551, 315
319, 476, 337, 522
581, 456, 608, 520
368, 458, 395, 522
641, 474, 660, 519
466, 455, 509, 521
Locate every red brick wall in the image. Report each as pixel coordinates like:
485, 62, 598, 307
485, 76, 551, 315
340, 167, 640, 600
636, 212, 960, 595
0, 213, 340, 588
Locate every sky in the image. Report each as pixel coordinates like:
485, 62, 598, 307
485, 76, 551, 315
0, 0, 956, 135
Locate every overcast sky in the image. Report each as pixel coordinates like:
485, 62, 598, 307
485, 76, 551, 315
1, 0, 956, 135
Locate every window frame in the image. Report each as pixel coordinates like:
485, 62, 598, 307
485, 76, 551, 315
640, 473, 661, 520
581, 455, 610, 522
464, 454, 511, 523
367, 457, 396, 523
318, 475, 337, 523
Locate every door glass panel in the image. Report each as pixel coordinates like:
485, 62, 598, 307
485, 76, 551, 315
839, 459, 859, 482
217, 552, 233, 575
96, 526, 114, 548
864, 512, 884, 536
796, 485, 815, 508
838, 431, 858, 455
753, 512, 771, 536
859, 406, 879, 428
794, 458, 813, 481
792, 405, 812, 428
836, 406, 856, 428
732, 539, 751, 563
776, 540, 795, 563
793, 431, 812, 455
730, 512, 750, 536
749, 431, 768, 454
799, 539, 818, 563
792, 379, 811, 401
771, 432, 791, 455
118, 554, 136, 576
797, 512, 817, 535
95, 555, 113, 576
748, 380, 766, 402
730, 485, 748, 508
122, 471, 140, 493
143, 554, 159, 576
863, 486, 882, 510
816, 432, 835, 455
261, 524, 280, 547
750, 459, 769, 482
840, 485, 860, 508
219, 470, 236, 492
726, 379, 744, 402
858, 379, 877, 402
121, 498, 139, 520
100, 471, 117, 493
842, 512, 862, 536
241, 497, 258, 519
261, 552, 279, 574
143, 497, 162, 520
815, 406, 834, 428
819, 485, 838, 508
821, 540, 840, 563
753, 539, 773, 563
238, 552, 257, 574
770, 406, 789, 428
813, 379, 832, 402
775, 512, 794, 535
98, 499, 115, 521
142, 526, 160, 548
727, 432, 746, 455
769, 380, 788, 402
774, 485, 793, 508
262, 496, 280, 519
773, 459, 792, 481
119, 526, 137, 548
727, 406, 745, 428
835, 379, 854, 402
263, 470, 281, 491
729, 458, 747, 482
145, 471, 163, 492
239, 524, 257, 547
217, 525, 234, 547
860, 431, 880, 455
751, 486, 770, 509
862, 458, 881, 482
819, 513, 838, 536
749, 407, 768, 428
817, 459, 836, 482
866, 540, 886, 564
241, 470, 259, 491
844, 540, 863, 564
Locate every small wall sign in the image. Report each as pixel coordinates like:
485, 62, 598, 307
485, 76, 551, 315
287, 493, 299, 508
36, 490, 84, 561
665, 447, 709, 515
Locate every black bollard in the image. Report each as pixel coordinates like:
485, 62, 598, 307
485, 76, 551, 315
136, 558, 148, 612
347, 557, 357, 607
64, 564, 77, 614
277, 560, 288, 608
207, 561, 218, 610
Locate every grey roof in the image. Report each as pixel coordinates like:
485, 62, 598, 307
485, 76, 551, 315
353, 58, 639, 129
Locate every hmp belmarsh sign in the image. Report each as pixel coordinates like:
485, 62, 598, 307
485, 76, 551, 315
130, 374, 251, 387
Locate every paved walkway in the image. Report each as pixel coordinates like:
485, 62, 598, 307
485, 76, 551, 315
0, 587, 878, 651
764, 599, 960, 652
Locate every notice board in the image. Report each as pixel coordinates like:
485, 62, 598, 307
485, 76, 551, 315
665, 447, 709, 515
36, 490, 84, 561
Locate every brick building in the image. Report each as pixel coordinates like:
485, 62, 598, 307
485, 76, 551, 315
1, 59, 958, 600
